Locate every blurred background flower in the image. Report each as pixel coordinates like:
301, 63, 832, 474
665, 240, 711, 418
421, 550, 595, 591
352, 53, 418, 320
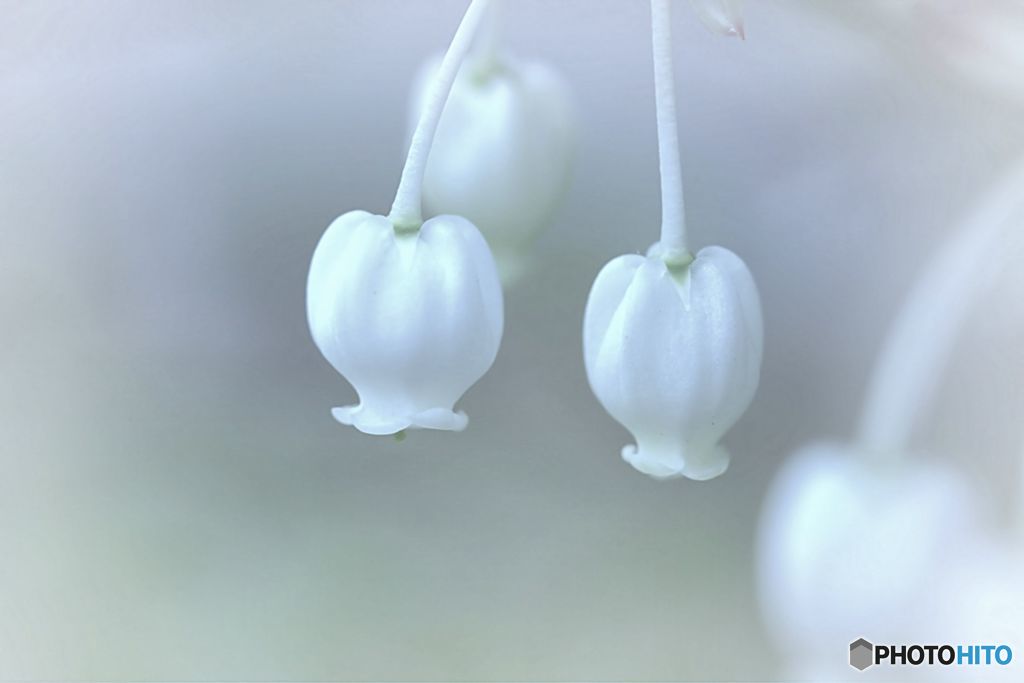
410, 42, 576, 286
1, 0, 1022, 679
756, 153, 1024, 681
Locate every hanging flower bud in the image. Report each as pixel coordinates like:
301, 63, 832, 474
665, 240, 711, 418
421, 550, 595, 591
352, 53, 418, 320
583, 243, 763, 480
307, 210, 503, 435
410, 53, 576, 285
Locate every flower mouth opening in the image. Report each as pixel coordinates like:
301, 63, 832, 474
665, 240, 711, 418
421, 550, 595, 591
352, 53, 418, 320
332, 404, 469, 436
621, 442, 730, 481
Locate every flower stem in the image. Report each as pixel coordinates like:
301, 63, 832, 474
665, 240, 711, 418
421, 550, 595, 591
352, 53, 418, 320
388, 0, 492, 231
857, 158, 1024, 455
651, 0, 688, 256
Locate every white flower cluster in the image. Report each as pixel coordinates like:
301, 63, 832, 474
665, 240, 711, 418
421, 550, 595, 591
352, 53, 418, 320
306, 0, 761, 481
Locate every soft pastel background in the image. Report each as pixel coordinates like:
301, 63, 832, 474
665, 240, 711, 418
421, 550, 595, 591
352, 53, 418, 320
1, 0, 1022, 680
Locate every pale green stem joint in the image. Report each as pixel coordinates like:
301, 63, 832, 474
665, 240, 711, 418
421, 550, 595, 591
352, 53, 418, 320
392, 218, 422, 235
664, 249, 695, 285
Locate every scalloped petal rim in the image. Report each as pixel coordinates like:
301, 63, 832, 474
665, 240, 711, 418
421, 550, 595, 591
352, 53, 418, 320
331, 405, 469, 435
621, 443, 731, 481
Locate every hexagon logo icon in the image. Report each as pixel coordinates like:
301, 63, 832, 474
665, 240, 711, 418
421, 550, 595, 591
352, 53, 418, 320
850, 638, 874, 670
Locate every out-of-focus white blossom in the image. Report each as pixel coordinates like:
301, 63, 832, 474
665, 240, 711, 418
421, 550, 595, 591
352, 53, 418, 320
935, 538, 1024, 652
307, 210, 503, 435
583, 243, 763, 480
757, 442, 980, 677
755, 156, 1024, 679
411, 52, 576, 285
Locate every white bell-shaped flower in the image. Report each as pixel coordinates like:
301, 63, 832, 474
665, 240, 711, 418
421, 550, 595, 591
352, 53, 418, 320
411, 53, 576, 284
307, 210, 503, 435
756, 442, 980, 678
583, 243, 763, 480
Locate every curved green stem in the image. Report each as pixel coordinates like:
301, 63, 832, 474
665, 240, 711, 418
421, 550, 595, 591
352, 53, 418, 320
388, 0, 492, 230
651, 0, 687, 255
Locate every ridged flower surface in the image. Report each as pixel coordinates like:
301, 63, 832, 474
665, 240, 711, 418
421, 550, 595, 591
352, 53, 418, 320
583, 243, 763, 479
307, 210, 503, 435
